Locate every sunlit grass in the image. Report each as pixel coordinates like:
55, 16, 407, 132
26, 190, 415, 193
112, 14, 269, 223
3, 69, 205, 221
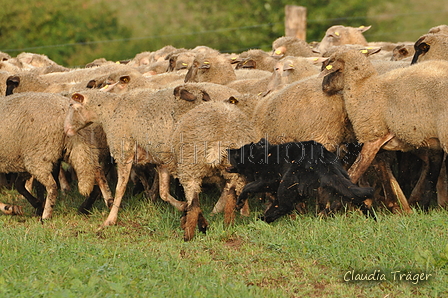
0, 185, 447, 297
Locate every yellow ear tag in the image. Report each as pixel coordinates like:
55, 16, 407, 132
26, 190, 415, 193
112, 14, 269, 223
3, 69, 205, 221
182, 63, 188, 66
289, 64, 294, 67
116, 61, 120, 64
326, 65, 333, 70
335, 31, 340, 36
231, 57, 237, 60
100, 84, 109, 90
314, 58, 319, 61
360, 49, 368, 54
275, 49, 282, 55
203, 61, 210, 64
359, 25, 365, 29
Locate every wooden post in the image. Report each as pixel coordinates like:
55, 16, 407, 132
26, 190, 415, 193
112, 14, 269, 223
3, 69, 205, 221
285, 5, 307, 41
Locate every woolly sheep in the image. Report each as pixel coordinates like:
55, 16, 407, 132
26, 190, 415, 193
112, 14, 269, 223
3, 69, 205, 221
271, 36, 315, 58
168, 101, 259, 240
0, 92, 110, 219
233, 49, 278, 72
391, 44, 415, 61
320, 49, 448, 199
64, 83, 243, 232
316, 25, 371, 54
428, 24, 448, 35
411, 33, 448, 64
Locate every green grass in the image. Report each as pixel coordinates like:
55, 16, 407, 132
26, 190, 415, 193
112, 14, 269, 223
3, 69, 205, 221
0, 187, 447, 298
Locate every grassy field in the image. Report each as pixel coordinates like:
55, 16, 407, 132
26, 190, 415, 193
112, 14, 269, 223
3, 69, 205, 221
0, 186, 447, 298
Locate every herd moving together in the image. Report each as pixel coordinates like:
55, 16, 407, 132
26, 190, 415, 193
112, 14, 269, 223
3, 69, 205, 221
0, 23, 447, 241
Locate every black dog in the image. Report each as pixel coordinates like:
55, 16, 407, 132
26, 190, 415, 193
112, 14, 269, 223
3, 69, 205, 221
227, 139, 375, 222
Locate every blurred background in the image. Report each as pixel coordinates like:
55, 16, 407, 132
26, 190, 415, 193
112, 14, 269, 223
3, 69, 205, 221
1, 0, 446, 67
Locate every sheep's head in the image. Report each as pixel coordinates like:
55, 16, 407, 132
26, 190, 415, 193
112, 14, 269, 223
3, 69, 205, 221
185, 53, 236, 84
391, 44, 414, 61
318, 25, 371, 54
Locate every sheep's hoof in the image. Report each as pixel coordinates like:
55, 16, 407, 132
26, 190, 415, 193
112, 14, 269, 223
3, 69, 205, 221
197, 213, 208, 234
106, 199, 114, 209
1, 204, 23, 215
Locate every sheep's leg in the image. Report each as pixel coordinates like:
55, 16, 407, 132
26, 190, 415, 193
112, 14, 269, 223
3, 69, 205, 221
348, 133, 394, 184
158, 166, 186, 211
14, 174, 44, 215
374, 158, 412, 214
437, 155, 448, 208
78, 185, 101, 214
211, 186, 229, 214
94, 167, 114, 208
102, 162, 133, 227
223, 185, 236, 225
58, 165, 71, 193
408, 150, 443, 209
37, 174, 58, 220
147, 169, 159, 202
181, 182, 204, 241
0, 202, 23, 215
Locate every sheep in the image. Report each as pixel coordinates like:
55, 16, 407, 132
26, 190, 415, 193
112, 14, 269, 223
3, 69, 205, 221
185, 52, 237, 84
391, 43, 415, 61
316, 25, 371, 55
320, 49, 448, 210
233, 49, 278, 72
162, 101, 258, 240
271, 36, 315, 58
0, 92, 99, 219
64, 83, 244, 233
166, 49, 196, 72
428, 24, 448, 35
0, 52, 11, 61
411, 33, 448, 64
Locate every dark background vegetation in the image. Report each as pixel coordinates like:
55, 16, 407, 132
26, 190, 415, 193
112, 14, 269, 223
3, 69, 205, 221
0, 0, 447, 67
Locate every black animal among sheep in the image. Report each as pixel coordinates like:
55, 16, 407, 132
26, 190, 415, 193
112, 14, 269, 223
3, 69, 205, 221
226, 139, 375, 222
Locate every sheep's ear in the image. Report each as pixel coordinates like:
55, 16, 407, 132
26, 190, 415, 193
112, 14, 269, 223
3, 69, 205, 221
6, 75, 20, 96
175, 87, 196, 102
398, 48, 409, 56
199, 61, 211, 69
229, 56, 241, 64
72, 93, 85, 103
167, 55, 178, 72
236, 59, 256, 69
306, 57, 328, 65
86, 80, 97, 89
359, 47, 381, 56
318, 60, 340, 78
226, 96, 239, 105
119, 76, 130, 84
201, 91, 211, 101
184, 64, 198, 83
358, 25, 371, 33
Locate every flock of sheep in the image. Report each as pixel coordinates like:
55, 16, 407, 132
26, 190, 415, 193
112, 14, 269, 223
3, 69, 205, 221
0, 23, 447, 241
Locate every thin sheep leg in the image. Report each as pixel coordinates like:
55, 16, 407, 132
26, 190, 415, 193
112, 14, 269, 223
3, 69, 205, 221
158, 166, 186, 211
375, 158, 412, 214
40, 174, 59, 220
181, 182, 203, 241
58, 165, 71, 193
102, 161, 133, 227
437, 158, 448, 208
94, 167, 114, 208
348, 133, 394, 184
